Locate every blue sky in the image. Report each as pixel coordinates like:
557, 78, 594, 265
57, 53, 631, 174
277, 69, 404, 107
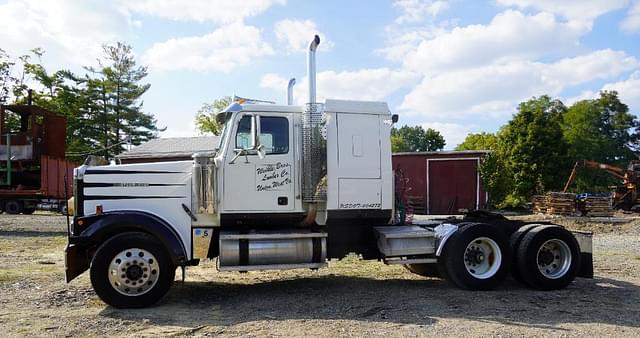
1, 0, 639, 148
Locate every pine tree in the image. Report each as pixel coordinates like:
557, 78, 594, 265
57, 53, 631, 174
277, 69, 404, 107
85, 42, 162, 157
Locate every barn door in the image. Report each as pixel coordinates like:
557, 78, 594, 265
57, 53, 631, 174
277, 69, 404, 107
428, 159, 479, 214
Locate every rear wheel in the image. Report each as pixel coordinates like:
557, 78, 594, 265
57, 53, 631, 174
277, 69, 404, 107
4, 200, 23, 215
90, 232, 175, 308
516, 225, 580, 290
509, 224, 540, 283
439, 223, 509, 290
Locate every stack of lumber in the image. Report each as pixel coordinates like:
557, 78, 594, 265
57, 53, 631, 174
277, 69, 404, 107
584, 196, 613, 217
531, 195, 547, 214
545, 192, 576, 215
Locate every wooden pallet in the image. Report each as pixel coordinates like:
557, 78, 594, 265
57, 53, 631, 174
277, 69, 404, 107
584, 196, 613, 217
531, 195, 547, 213
545, 192, 576, 215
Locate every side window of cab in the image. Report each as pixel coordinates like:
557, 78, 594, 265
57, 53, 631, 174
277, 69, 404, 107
235, 115, 289, 155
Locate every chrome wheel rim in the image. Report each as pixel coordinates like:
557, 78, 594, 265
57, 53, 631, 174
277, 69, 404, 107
463, 237, 502, 279
108, 248, 160, 296
537, 239, 571, 279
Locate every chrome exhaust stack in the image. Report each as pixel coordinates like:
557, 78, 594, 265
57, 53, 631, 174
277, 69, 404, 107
307, 35, 320, 103
301, 35, 326, 203
287, 78, 296, 105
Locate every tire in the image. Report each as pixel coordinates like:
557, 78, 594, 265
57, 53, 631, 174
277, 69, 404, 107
509, 224, 541, 284
516, 225, 580, 290
439, 223, 509, 290
5, 200, 23, 215
90, 232, 176, 308
405, 263, 441, 278
22, 208, 36, 215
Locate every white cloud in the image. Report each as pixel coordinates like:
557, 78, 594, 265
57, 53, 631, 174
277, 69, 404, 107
603, 71, 640, 111
399, 50, 639, 119
401, 10, 587, 74
121, 0, 286, 23
566, 71, 640, 112
420, 122, 476, 149
260, 73, 290, 91
496, 0, 630, 22
260, 69, 419, 104
393, 0, 449, 23
565, 90, 598, 106
273, 19, 334, 53
621, 1, 640, 33
0, 0, 129, 66
142, 22, 273, 72
546, 49, 639, 86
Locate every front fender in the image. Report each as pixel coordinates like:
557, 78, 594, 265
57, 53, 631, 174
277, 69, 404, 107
66, 211, 188, 282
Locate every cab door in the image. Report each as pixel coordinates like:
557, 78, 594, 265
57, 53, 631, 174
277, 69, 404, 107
223, 113, 295, 212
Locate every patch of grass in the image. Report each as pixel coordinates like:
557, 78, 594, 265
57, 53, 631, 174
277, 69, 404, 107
595, 251, 628, 257
0, 263, 61, 282
0, 270, 20, 283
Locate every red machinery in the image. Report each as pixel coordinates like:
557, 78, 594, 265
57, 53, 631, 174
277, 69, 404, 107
563, 159, 640, 211
0, 104, 76, 214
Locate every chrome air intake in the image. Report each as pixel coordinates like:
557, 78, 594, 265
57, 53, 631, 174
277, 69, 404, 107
302, 35, 327, 202
192, 153, 215, 214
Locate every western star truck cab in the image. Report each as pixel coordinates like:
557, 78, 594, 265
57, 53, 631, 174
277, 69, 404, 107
65, 36, 593, 308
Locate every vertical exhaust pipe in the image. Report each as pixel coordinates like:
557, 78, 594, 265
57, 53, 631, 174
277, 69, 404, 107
308, 35, 320, 104
302, 35, 326, 203
287, 78, 296, 105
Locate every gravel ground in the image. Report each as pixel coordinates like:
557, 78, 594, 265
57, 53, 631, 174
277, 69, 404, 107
0, 214, 639, 337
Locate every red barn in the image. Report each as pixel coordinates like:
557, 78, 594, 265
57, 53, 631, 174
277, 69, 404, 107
393, 150, 489, 214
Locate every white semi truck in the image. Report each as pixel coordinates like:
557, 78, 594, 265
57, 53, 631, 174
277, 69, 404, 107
65, 36, 593, 308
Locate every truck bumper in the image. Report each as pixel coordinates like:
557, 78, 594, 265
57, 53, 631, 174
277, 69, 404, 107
65, 243, 89, 282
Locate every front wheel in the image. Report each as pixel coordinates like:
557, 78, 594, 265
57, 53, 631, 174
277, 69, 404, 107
439, 223, 509, 290
90, 232, 175, 308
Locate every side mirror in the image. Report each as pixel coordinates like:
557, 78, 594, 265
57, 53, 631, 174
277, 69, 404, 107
230, 114, 263, 164
392, 114, 399, 123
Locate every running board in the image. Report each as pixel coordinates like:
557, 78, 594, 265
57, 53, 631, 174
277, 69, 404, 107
383, 257, 437, 265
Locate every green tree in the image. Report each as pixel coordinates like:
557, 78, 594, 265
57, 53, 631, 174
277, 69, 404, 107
484, 96, 570, 207
561, 91, 639, 192
391, 125, 446, 152
84, 42, 162, 157
195, 96, 232, 135
455, 132, 498, 151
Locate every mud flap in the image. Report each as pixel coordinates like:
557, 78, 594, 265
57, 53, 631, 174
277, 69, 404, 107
572, 230, 594, 278
65, 244, 89, 282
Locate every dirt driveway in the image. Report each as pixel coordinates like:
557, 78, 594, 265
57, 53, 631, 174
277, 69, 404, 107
1, 214, 639, 337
